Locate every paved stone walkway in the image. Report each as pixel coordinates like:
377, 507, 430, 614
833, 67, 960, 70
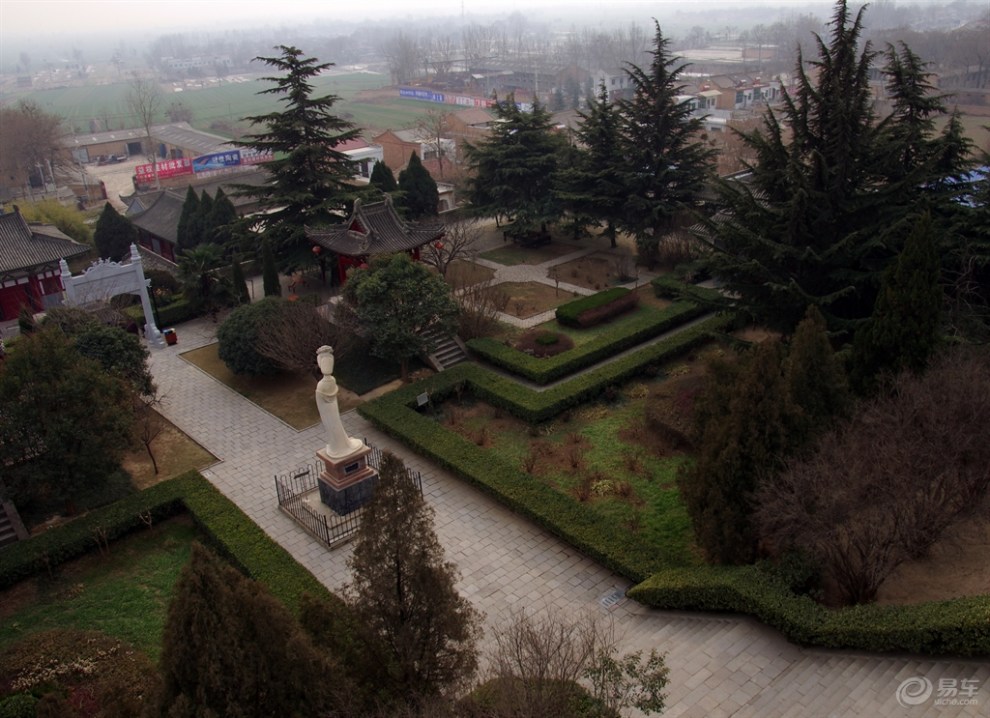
148, 240, 989, 717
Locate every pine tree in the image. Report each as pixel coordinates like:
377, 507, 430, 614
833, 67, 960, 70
158, 543, 337, 718
850, 212, 942, 392
233, 46, 360, 271
230, 258, 250, 305
347, 451, 481, 702
261, 238, 281, 297
783, 305, 850, 444
176, 186, 200, 250
556, 82, 627, 248
617, 21, 716, 267
196, 189, 214, 246
93, 202, 137, 261
208, 187, 238, 248
397, 152, 439, 220
677, 341, 790, 564
702, 0, 965, 335
369, 160, 398, 193
464, 94, 567, 235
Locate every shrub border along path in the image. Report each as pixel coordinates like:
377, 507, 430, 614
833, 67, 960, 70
121, 306, 990, 715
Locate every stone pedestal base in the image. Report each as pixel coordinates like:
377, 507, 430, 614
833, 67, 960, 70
316, 445, 379, 515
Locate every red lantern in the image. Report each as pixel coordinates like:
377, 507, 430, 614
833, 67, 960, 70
434, 241, 444, 250
311, 245, 322, 255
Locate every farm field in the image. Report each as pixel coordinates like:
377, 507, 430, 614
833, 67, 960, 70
13, 72, 434, 138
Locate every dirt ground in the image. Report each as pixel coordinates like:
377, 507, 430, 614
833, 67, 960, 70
550, 252, 637, 291
499, 281, 577, 318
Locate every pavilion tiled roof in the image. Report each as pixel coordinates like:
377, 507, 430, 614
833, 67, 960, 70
0, 209, 89, 274
306, 196, 444, 256
127, 190, 184, 245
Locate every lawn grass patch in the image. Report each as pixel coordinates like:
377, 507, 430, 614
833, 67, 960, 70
0, 516, 198, 661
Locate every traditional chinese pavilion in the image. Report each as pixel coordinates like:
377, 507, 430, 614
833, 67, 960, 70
305, 196, 444, 284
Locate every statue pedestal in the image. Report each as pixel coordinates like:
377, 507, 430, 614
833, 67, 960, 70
316, 444, 378, 515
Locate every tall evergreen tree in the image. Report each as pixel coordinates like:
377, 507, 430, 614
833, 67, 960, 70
347, 452, 481, 703
617, 21, 716, 267
93, 202, 136, 261
176, 186, 200, 250
464, 95, 567, 235
556, 82, 627, 248
369, 159, 397, 193
261, 238, 281, 297
196, 188, 214, 246
397, 152, 439, 220
678, 341, 790, 564
208, 187, 238, 248
702, 0, 966, 335
233, 46, 360, 270
158, 543, 337, 718
850, 212, 943, 392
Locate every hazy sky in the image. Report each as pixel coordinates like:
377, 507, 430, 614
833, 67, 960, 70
0, 0, 857, 36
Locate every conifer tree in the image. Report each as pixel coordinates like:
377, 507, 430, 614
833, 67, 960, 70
617, 21, 716, 267
261, 239, 281, 297
677, 341, 790, 564
850, 212, 942, 392
369, 159, 398, 193
230, 258, 250, 305
176, 186, 200, 250
208, 187, 238, 248
464, 95, 567, 235
196, 189, 214, 246
347, 451, 481, 702
157, 543, 337, 718
93, 202, 137, 261
233, 46, 360, 271
555, 83, 627, 247
702, 0, 968, 335
397, 152, 439, 219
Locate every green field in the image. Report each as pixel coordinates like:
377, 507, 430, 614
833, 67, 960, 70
13, 73, 433, 139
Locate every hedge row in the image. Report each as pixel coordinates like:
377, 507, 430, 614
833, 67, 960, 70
651, 276, 722, 304
0, 472, 336, 615
124, 298, 201, 328
359, 316, 731, 581
628, 566, 990, 657
555, 287, 637, 328
467, 300, 713, 385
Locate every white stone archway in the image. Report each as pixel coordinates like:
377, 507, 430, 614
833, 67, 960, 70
60, 244, 165, 349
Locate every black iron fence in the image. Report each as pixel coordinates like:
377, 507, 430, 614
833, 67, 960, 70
274, 441, 422, 549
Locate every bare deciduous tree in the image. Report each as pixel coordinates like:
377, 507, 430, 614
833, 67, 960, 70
756, 348, 990, 605
416, 108, 453, 179
422, 219, 482, 278
454, 275, 509, 341
127, 76, 164, 189
133, 393, 167, 475
484, 607, 669, 717
253, 300, 350, 376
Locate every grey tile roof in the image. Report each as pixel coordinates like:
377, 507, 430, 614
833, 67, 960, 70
0, 210, 89, 274
306, 196, 444, 256
127, 190, 184, 245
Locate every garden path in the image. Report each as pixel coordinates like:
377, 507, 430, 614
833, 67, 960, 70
148, 309, 989, 717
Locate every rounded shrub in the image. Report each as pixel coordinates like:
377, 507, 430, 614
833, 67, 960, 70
217, 297, 284, 376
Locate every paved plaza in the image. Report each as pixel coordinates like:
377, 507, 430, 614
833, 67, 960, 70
147, 241, 989, 717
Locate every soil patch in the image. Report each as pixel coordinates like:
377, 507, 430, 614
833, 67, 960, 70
181, 343, 360, 429
123, 416, 217, 490
732, 326, 781, 343
877, 513, 990, 605
497, 281, 577, 318
549, 252, 637, 291
446, 259, 495, 288
514, 329, 575, 357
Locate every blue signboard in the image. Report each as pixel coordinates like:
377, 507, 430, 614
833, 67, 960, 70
192, 150, 242, 173
399, 87, 445, 103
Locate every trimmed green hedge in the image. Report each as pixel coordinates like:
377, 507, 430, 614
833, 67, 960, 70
556, 287, 636, 328
468, 301, 713, 385
360, 315, 731, 582
651, 276, 723, 305
0, 472, 336, 615
124, 298, 201, 328
628, 566, 990, 657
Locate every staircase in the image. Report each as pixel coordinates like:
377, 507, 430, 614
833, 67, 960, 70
0, 500, 29, 549
420, 325, 469, 371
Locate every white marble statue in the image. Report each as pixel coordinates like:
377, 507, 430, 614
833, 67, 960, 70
316, 345, 363, 458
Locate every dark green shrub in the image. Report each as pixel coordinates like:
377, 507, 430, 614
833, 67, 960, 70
536, 332, 559, 346
124, 297, 200, 327
216, 298, 284, 375
0, 694, 37, 718
556, 287, 635, 327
